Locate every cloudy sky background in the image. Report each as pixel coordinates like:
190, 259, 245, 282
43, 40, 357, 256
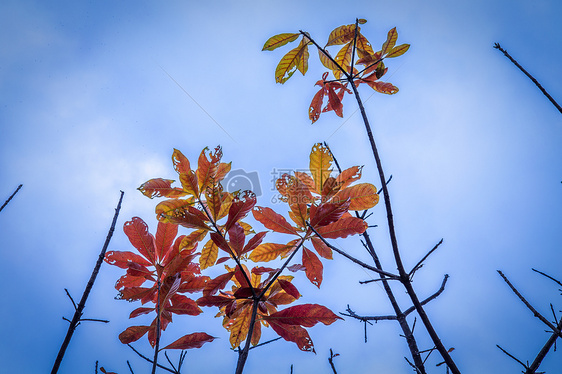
1, 0, 561, 373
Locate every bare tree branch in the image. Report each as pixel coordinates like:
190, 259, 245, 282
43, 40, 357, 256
494, 43, 562, 115
51, 191, 124, 374
0, 184, 22, 213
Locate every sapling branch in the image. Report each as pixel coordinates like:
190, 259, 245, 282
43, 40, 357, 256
497, 270, 562, 338
409, 239, 444, 278
306, 223, 400, 280
493, 43, 562, 115
51, 191, 124, 374
127, 344, 178, 374
0, 184, 22, 213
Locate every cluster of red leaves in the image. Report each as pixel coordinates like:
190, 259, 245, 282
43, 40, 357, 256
108, 143, 376, 352
263, 19, 409, 123
104, 217, 215, 350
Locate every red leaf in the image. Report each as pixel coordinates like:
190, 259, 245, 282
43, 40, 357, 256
167, 294, 202, 315
163, 332, 216, 350
267, 320, 314, 352
253, 207, 298, 235
172, 148, 192, 175
228, 223, 246, 256
129, 307, 154, 319
316, 217, 367, 239
241, 231, 267, 256
302, 247, 323, 288
155, 221, 178, 264
197, 295, 234, 308
105, 250, 152, 269
309, 85, 325, 123
277, 279, 301, 299
225, 190, 257, 231
119, 325, 151, 344
123, 217, 156, 264
309, 200, 350, 228
287, 264, 306, 272
266, 304, 342, 327
203, 272, 234, 296
178, 275, 209, 293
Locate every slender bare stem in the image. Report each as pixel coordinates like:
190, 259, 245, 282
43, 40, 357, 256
494, 43, 562, 115
0, 184, 22, 213
51, 191, 124, 374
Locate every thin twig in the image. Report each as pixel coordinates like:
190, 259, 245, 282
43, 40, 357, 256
306, 223, 400, 279
409, 239, 444, 278
64, 289, 77, 310
532, 268, 562, 288
494, 43, 562, 115
0, 184, 23, 213
328, 349, 339, 374
249, 337, 282, 350
497, 344, 529, 370
498, 270, 562, 338
51, 191, 124, 374
127, 361, 135, 374
127, 344, 177, 374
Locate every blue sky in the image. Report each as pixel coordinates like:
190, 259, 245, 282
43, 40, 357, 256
1, 0, 561, 373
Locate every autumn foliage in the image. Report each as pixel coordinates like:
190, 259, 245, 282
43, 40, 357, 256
262, 20, 408, 123
105, 142, 377, 360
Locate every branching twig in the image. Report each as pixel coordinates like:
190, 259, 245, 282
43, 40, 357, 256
497, 270, 562, 338
51, 191, 124, 374
409, 239, 444, 278
127, 344, 177, 374
328, 349, 339, 374
494, 43, 562, 115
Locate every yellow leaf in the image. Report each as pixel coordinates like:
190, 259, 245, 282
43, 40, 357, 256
325, 24, 357, 47
262, 33, 300, 51
358, 19, 367, 25
355, 33, 375, 60
275, 44, 300, 84
334, 42, 354, 78
200, 239, 218, 270
318, 49, 339, 76
309, 143, 333, 193
249, 243, 294, 262
386, 44, 410, 58
227, 306, 252, 348
296, 38, 310, 75
381, 27, 398, 56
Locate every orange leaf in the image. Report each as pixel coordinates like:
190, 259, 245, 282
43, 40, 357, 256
309, 84, 325, 124
179, 230, 207, 253
309, 143, 333, 194
335, 166, 363, 189
249, 243, 294, 262
365, 80, 398, 95
138, 178, 187, 199
311, 237, 332, 259
199, 239, 218, 270
172, 148, 192, 175
316, 217, 367, 239
302, 247, 323, 288
355, 33, 375, 59
253, 206, 298, 235
197, 146, 222, 192
262, 33, 300, 51
325, 24, 357, 47
241, 231, 267, 256
163, 332, 215, 350
333, 183, 379, 210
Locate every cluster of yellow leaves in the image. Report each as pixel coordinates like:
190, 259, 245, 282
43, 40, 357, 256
263, 19, 409, 123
